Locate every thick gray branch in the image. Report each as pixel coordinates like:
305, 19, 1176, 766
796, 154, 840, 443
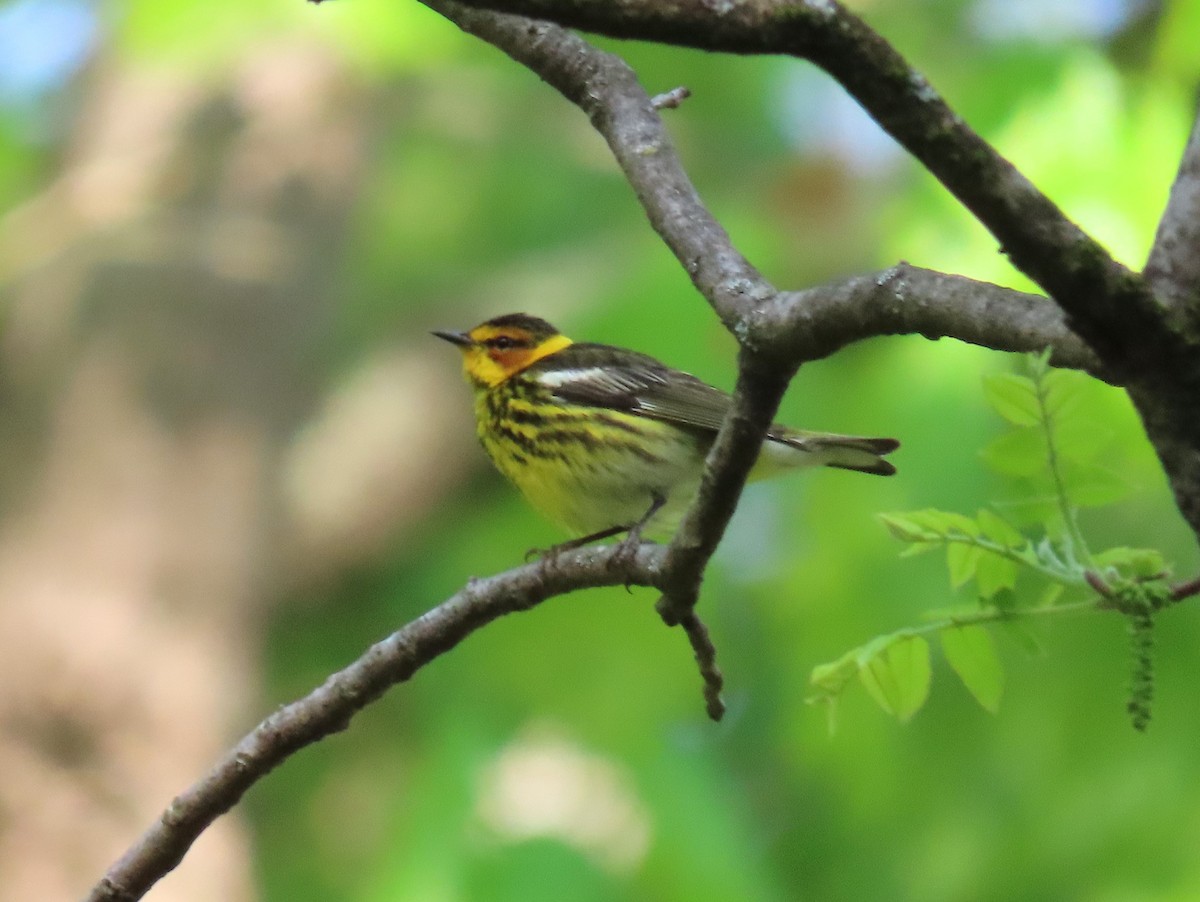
1137, 103, 1200, 535
420, 2, 1104, 377
1146, 103, 1200, 331
433, 0, 1177, 375
762, 264, 1103, 375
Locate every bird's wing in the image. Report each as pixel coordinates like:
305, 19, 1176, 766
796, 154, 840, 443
529, 343, 732, 433
529, 344, 899, 472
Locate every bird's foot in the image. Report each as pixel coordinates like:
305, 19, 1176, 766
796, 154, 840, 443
525, 524, 627, 563
607, 491, 666, 590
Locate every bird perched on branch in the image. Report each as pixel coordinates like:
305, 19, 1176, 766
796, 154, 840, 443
435, 313, 898, 551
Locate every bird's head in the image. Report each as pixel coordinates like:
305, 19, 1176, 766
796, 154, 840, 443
434, 313, 572, 388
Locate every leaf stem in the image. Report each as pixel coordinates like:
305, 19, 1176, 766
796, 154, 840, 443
1033, 354, 1096, 570
934, 533, 1084, 584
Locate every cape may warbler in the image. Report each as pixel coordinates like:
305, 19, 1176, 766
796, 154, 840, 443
436, 313, 898, 546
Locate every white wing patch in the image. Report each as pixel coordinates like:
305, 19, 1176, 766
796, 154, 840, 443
535, 366, 668, 398
535, 367, 612, 388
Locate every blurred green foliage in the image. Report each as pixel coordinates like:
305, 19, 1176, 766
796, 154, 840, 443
12, 0, 1200, 899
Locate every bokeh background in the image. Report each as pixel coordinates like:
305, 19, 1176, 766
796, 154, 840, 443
3, 0, 1200, 899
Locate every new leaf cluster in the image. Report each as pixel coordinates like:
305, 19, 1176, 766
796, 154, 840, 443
808, 352, 1170, 730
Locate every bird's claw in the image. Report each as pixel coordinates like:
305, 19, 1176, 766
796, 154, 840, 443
607, 533, 648, 592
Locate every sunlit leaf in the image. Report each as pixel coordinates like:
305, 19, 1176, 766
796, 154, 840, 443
1093, 547, 1169, 581
982, 372, 1041, 426
976, 552, 1019, 599
947, 543, 981, 589
858, 635, 931, 723
808, 652, 859, 696
976, 508, 1025, 548
940, 625, 1004, 713
879, 513, 935, 543
1039, 582, 1066, 607
1061, 461, 1131, 507
880, 509, 979, 544
980, 427, 1045, 476
998, 496, 1062, 530
1042, 367, 1088, 420
1053, 416, 1115, 464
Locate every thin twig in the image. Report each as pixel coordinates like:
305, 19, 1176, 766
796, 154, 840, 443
650, 85, 691, 109
1169, 573, 1200, 602
678, 611, 725, 720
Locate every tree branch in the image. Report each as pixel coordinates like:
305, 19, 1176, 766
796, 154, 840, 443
419, 2, 1110, 383
429, 0, 1177, 374
761, 263, 1104, 376
657, 352, 794, 624
85, 544, 665, 902
1146, 102, 1200, 331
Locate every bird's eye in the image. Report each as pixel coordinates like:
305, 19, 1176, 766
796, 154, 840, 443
489, 335, 517, 350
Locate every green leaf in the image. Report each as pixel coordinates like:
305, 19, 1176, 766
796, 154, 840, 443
880, 509, 979, 544
1038, 582, 1066, 607
998, 618, 1045, 656
1043, 369, 1119, 466
858, 635, 931, 723
947, 543, 981, 589
976, 508, 1025, 548
1025, 347, 1053, 379
941, 511, 982, 536
987, 587, 1018, 612
983, 372, 1041, 426
997, 496, 1062, 530
1042, 367, 1088, 420
976, 552, 1019, 599
1053, 416, 1114, 464
808, 651, 859, 696
1093, 547, 1169, 581
879, 513, 935, 543
940, 625, 1004, 713
1060, 461, 1130, 506
980, 427, 1046, 477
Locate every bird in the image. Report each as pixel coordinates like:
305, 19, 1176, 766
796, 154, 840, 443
435, 313, 898, 551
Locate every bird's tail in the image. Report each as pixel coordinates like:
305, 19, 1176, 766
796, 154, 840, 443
768, 430, 900, 476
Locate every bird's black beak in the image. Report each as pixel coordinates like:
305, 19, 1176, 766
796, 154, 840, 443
432, 329, 473, 348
